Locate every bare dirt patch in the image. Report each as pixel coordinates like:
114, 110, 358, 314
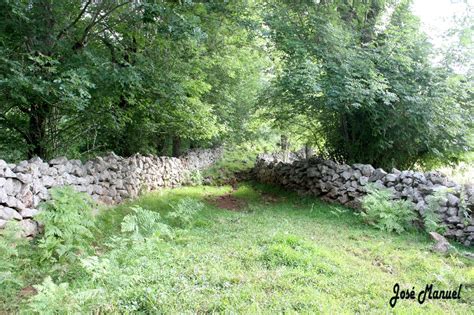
260, 192, 283, 204
206, 194, 247, 211
18, 285, 37, 299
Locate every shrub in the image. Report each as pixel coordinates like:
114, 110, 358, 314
166, 198, 204, 228
121, 206, 172, 241
361, 185, 416, 234
185, 170, 204, 186
36, 187, 97, 265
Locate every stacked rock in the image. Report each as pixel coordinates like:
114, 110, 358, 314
253, 154, 474, 246
0, 148, 223, 237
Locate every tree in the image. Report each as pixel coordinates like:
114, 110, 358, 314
262, 0, 472, 169
0, 0, 270, 161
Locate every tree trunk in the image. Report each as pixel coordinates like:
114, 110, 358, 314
280, 134, 289, 162
305, 144, 313, 159
172, 135, 181, 157
27, 104, 48, 159
156, 136, 166, 156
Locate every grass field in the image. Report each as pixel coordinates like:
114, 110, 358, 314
2, 183, 473, 313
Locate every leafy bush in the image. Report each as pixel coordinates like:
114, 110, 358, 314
361, 185, 416, 234
185, 170, 204, 186
36, 187, 97, 265
166, 198, 204, 228
121, 206, 172, 241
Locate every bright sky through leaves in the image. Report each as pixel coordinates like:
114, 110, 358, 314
411, 0, 471, 48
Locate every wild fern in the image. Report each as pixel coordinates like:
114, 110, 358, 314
166, 197, 204, 228
423, 189, 452, 234
361, 185, 416, 234
121, 206, 172, 240
36, 187, 97, 265
0, 222, 29, 291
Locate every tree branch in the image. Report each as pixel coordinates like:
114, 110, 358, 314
73, 1, 132, 51
56, 0, 93, 40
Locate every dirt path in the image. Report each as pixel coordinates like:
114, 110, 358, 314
205, 194, 247, 211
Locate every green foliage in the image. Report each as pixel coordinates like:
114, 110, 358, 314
0, 0, 270, 160
36, 187, 96, 265
166, 197, 204, 228
203, 137, 279, 185
121, 206, 172, 241
361, 185, 416, 234
458, 186, 473, 225
424, 190, 448, 234
185, 170, 204, 186
28, 277, 103, 314
1, 185, 472, 313
0, 222, 29, 293
262, 0, 472, 169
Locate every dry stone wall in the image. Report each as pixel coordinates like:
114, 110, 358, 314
253, 154, 474, 246
0, 148, 223, 236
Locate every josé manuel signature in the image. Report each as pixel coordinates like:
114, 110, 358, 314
389, 283, 462, 307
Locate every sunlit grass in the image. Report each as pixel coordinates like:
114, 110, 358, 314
3, 184, 473, 313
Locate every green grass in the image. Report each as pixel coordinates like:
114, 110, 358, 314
2, 184, 474, 313
201, 140, 278, 184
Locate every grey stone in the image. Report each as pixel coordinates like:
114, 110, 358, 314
42, 175, 55, 188
20, 208, 39, 218
0, 206, 22, 220
352, 170, 362, 180
16, 173, 32, 184
359, 176, 369, 186
352, 163, 364, 170
338, 195, 349, 204
446, 193, 459, 207
413, 172, 426, 184
307, 167, 320, 177
385, 174, 398, 182
436, 206, 448, 214
370, 168, 387, 182
4, 168, 17, 178
49, 156, 68, 165
415, 201, 426, 214
447, 207, 458, 216
20, 219, 38, 237
391, 168, 401, 175
400, 170, 413, 179
438, 196, 448, 207
28, 156, 43, 164
360, 165, 375, 177
374, 180, 385, 189
447, 216, 461, 224
429, 232, 451, 253
341, 171, 352, 180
